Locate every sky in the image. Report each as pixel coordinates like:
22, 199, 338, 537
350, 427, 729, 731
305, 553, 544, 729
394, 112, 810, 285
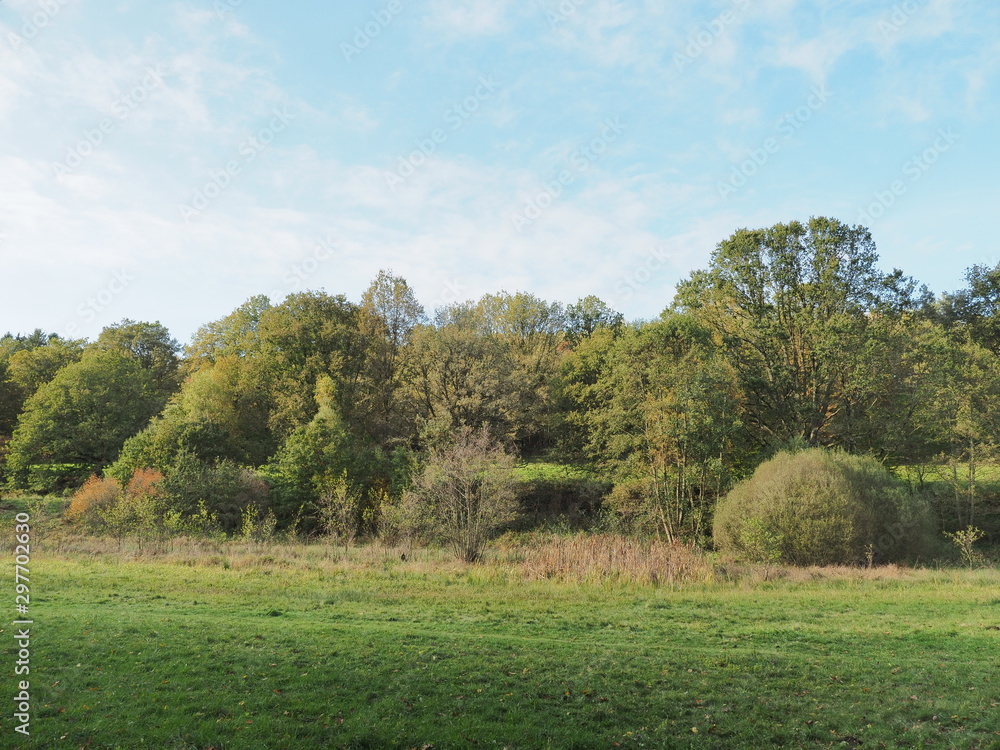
0, 0, 998, 345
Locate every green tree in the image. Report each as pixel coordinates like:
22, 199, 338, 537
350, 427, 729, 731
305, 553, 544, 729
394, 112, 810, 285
564, 295, 624, 343
407, 316, 519, 446
356, 270, 426, 446
930, 342, 1000, 529
674, 217, 918, 449
572, 316, 744, 540
260, 376, 387, 528
414, 292, 567, 453
107, 353, 277, 482
937, 262, 1000, 353
92, 319, 181, 394
555, 324, 620, 460
840, 316, 954, 468
6, 351, 163, 489
0, 332, 85, 440
255, 291, 367, 437
184, 295, 270, 373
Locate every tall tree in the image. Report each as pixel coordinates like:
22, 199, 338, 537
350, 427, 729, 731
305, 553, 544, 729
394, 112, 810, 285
407, 318, 518, 446
0, 333, 85, 450
476, 292, 566, 453
6, 351, 163, 489
357, 271, 426, 446
937, 262, 1000, 353
255, 291, 366, 437
567, 316, 744, 539
184, 295, 271, 372
564, 295, 624, 343
92, 319, 181, 394
674, 217, 917, 449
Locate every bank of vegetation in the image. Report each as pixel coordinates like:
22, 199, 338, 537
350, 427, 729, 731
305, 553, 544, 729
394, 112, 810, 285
4, 217, 1000, 567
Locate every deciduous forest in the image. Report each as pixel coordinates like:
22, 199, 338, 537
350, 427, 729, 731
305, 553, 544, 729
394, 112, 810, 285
4, 218, 999, 562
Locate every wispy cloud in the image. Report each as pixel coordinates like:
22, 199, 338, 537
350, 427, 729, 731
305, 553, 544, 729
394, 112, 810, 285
424, 0, 514, 37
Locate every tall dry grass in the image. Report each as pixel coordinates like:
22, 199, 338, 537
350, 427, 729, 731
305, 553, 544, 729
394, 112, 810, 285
512, 533, 715, 585
13, 522, 991, 587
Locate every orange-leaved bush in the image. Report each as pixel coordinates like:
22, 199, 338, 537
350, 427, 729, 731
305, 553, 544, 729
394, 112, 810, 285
67, 475, 122, 526
125, 468, 165, 503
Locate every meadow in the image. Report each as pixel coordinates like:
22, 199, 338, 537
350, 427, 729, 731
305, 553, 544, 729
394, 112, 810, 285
2, 530, 999, 750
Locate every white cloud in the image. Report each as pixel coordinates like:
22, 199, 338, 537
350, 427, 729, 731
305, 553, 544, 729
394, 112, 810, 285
424, 0, 513, 37
770, 30, 856, 85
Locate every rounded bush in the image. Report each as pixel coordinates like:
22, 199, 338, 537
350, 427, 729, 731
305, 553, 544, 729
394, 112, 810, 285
713, 448, 932, 565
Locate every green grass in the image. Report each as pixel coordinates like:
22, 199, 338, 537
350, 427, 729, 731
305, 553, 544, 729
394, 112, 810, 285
3, 548, 999, 749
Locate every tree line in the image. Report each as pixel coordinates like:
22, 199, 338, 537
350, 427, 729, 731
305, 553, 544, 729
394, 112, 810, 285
3, 217, 999, 544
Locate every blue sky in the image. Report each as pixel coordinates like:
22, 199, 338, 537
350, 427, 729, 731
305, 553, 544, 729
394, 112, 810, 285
1, 0, 997, 344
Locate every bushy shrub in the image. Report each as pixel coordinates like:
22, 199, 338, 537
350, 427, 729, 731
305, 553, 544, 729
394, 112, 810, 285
713, 448, 933, 565
258, 411, 388, 531
126, 468, 164, 503
161, 452, 269, 532
70, 470, 168, 547
316, 472, 361, 548
67, 475, 122, 527
405, 427, 518, 562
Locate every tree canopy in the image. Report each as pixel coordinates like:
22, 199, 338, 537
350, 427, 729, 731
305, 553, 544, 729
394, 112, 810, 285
5, 235, 1000, 548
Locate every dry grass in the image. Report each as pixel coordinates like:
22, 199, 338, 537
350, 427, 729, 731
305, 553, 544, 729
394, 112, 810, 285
20, 525, 997, 588
501, 533, 716, 585
32, 530, 464, 575
711, 560, 925, 586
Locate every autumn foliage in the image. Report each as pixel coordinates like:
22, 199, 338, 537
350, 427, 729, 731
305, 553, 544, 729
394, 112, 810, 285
67, 474, 121, 524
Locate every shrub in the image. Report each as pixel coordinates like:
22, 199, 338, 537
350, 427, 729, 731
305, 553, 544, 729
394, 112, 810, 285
713, 448, 934, 565
161, 452, 270, 532
366, 488, 403, 546
67, 475, 122, 527
99, 483, 161, 549
316, 472, 361, 549
126, 468, 164, 503
405, 427, 519, 562
239, 504, 278, 543
945, 525, 985, 569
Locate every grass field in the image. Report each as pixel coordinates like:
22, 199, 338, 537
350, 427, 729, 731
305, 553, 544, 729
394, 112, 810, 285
3, 539, 999, 749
